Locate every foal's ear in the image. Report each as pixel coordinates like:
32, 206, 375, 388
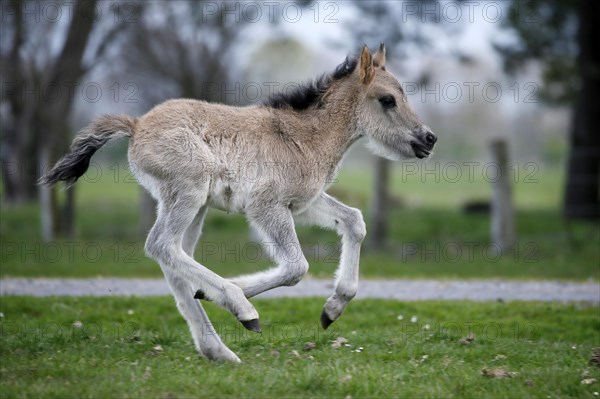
358, 45, 375, 85
373, 42, 386, 68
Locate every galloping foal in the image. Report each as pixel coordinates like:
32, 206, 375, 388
41, 44, 437, 362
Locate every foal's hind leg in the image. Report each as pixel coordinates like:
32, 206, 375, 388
230, 205, 309, 298
163, 270, 241, 362
294, 193, 366, 329
162, 206, 240, 362
182, 206, 207, 257
145, 181, 260, 333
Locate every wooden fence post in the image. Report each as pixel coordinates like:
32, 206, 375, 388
490, 139, 515, 251
369, 156, 390, 249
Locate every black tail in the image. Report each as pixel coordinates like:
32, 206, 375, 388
39, 115, 137, 187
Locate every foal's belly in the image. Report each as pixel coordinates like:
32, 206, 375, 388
207, 178, 248, 214
206, 176, 322, 215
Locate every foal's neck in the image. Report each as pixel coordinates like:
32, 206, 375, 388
307, 87, 362, 160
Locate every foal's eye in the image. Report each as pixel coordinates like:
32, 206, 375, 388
378, 95, 396, 109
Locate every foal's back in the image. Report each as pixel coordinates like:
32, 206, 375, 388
129, 99, 269, 172
134, 99, 272, 144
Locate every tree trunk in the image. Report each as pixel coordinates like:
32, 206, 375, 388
61, 187, 76, 237
38, 0, 98, 239
369, 157, 391, 249
39, 146, 54, 242
1, 0, 38, 204
563, 0, 600, 220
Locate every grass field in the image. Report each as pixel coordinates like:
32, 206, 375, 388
1, 162, 599, 399
1, 297, 599, 398
1, 164, 599, 280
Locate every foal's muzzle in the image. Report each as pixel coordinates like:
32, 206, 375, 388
411, 127, 437, 159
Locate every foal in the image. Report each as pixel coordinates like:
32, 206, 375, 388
42, 44, 437, 362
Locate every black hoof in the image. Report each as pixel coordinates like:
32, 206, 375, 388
320, 310, 334, 329
240, 318, 261, 333
194, 289, 206, 300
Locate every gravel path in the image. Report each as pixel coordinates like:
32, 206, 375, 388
1, 278, 598, 302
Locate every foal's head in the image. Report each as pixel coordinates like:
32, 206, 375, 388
352, 44, 437, 160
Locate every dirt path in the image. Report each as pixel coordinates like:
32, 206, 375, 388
1, 278, 598, 302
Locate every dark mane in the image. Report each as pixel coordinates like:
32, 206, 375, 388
264, 56, 358, 111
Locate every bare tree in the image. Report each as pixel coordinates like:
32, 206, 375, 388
496, 0, 600, 220
1, 0, 134, 239
564, 1, 600, 219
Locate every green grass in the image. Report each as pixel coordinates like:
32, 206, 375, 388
1, 165, 598, 280
1, 297, 599, 398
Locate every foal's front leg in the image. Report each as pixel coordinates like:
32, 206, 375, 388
295, 193, 366, 328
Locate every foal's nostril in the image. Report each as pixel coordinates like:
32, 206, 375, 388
425, 132, 437, 146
